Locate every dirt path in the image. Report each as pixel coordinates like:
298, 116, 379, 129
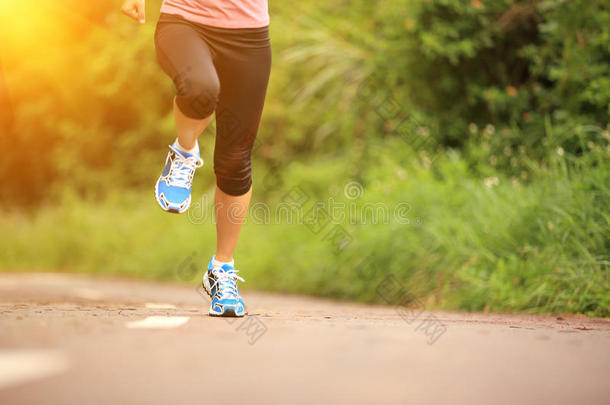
0, 273, 608, 405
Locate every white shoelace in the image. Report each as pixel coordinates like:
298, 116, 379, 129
213, 269, 245, 300
166, 145, 203, 188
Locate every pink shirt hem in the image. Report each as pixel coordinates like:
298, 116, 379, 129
160, 2, 269, 29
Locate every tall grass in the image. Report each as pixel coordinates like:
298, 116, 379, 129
1, 140, 607, 316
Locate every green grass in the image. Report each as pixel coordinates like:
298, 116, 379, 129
1, 140, 608, 316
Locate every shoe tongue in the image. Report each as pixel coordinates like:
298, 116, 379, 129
219, 264, 234, 273
179, 150, 198, 158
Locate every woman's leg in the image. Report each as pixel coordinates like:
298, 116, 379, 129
153, 15, 221, 212
212, 32, 272, 263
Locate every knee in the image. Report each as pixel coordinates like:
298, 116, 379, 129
174, 72, 220, 119
215, 150, 252, 196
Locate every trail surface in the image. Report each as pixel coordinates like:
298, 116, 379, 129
0, 273, 608, 404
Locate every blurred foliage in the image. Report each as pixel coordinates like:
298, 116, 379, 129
0, 1, 608, 315
0, 0, 608, 202
271, 0, 609, 174
1, 143, 607, 316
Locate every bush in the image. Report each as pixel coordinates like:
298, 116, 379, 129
275, 0, 609, 174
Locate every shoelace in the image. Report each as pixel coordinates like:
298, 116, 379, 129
212, 268, 245, 300
166, 145, 203, 188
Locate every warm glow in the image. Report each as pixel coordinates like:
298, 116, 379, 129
0, 1, 116, 102
0, 1, 63, 50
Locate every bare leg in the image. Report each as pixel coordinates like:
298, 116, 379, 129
174, 97, 213, 149
214, 185, 252, 262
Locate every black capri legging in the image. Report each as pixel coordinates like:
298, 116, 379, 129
154, 13, 271, 196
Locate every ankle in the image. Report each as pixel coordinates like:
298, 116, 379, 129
212, 255, 234, 268
175, 138, 199, 154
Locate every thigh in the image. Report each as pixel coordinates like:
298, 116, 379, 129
214, 42, 272, 152
154, 15, 219, 97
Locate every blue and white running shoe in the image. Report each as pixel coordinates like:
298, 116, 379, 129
154, 143, 203, 214
203, 257, 247, 317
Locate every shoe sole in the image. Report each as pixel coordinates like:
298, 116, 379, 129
209, 308, 240, 317
203, 272, 246, 318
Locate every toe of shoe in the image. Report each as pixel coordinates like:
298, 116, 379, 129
155, 182, 191, 212
211, 298, 246, 316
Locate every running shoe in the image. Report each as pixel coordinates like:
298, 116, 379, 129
203, 257, 247, 317
154, 142, 203, 213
